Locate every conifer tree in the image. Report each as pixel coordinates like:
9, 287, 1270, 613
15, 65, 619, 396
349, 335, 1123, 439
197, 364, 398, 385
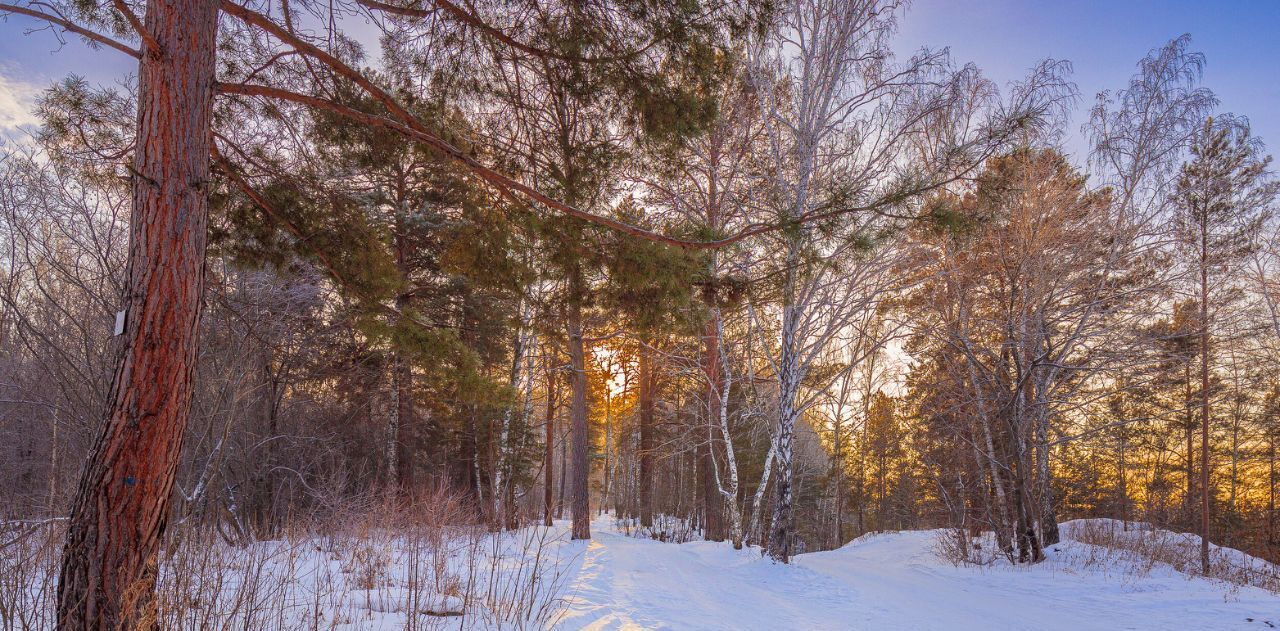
1173, 117, 1277, 574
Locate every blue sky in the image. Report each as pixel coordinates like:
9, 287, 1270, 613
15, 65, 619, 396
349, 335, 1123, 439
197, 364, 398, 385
894, 0, 1280, 160
0, 0, 1277, 158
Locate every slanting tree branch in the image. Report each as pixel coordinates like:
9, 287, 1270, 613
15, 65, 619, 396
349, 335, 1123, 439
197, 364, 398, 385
358, 0, 656, 63
216, 81, 740, 248
0, 2, 140, 58
111, 0, 162, 58
221, 0, 1029, 249
221, 0, 419, 125
212, 143, 436, 329
362, 0, 559, 58
219, 82, 1003, 251
211, 144, 355, 288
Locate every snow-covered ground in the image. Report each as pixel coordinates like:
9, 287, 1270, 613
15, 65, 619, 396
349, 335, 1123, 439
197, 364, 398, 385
4, 515, 1279, 629
555, 515, 1280, 631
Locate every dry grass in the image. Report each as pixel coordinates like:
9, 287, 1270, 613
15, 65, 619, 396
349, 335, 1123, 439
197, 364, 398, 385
931, 527, 1003, 567
932, 519, 1280, 595
0, 488, 572, 630
0, 519, 62, 630
614, 514, 701, 543
1062, 519, 1280, 595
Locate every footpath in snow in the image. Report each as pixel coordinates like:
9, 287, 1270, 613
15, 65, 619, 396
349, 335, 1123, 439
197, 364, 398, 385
5, 514, 1276, 629
554, 515, 1280, 630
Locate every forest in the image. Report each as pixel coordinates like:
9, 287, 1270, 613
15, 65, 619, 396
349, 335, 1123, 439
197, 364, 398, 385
1, 0, 1279, 628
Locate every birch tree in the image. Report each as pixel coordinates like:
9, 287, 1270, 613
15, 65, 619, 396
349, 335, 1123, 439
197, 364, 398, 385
747, 0, 1066, 562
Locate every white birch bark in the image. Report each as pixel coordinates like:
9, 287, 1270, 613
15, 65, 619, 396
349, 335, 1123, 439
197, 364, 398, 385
495, 300, 532, 524
713, 313, 744, 547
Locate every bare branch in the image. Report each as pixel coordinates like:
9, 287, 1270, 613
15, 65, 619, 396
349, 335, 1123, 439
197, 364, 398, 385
0, 2, 140, 58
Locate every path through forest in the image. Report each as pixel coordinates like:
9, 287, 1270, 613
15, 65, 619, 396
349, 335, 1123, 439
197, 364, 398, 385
554, 516, 1279, 630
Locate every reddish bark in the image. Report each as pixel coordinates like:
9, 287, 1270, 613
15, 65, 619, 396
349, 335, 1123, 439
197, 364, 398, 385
56, 0, 219, 626
567, 277, 591, 540
544, 367, 557, 527
638, 343, 655, 528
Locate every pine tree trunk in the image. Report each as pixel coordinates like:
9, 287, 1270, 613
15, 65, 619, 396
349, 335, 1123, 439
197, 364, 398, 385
386, 353, 402, 487
396, 352, 414, 485
1199, 219, 1212, 576
567, 272, 591, 540
387, 202, 412, 490
57, 0, 218, 625
1119, 433, 1129, 530
1268, 438, 1276, 546
699, 443, 722, 540
601, 389, 612, 516
557, 412, 567, 519
1185, 365, 1195, 527
638, 342, 655, 528
513, 332, 534, 531
832, 417, 843, 547
259, 357, 281, 535
544, 366, 556, 527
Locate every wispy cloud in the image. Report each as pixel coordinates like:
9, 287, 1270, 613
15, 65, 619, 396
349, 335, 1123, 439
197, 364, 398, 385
0, 72, 42, 132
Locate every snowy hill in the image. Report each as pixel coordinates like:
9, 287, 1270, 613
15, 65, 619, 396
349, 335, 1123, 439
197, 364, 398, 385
555, 515, 1280, 630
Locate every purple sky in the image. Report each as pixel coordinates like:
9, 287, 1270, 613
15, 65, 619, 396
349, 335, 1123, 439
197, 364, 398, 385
1, 0, 1277, 159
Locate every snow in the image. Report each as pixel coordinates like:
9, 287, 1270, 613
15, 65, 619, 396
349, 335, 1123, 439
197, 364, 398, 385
6, 515, 1279, 629
554, 515, 1280, 630
1059, 517, 1280, 585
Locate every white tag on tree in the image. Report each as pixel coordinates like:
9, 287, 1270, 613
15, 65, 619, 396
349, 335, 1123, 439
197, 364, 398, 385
113, 310, 127, 336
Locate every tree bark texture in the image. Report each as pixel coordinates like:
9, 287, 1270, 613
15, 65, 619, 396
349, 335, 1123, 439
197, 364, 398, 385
768, 253, 800, 562
701, 315, 726, 541
567, 271, 591, 540
638, 343, 655, 528
57, 0, 219, 626
544, 362, 557, 527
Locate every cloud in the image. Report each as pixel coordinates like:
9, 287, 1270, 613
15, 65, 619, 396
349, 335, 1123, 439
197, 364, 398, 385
0, 73, 42, 132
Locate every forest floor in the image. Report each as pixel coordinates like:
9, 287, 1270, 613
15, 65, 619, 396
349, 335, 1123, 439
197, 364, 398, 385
5, 514, 1280, 629
554, 515, 1280, 630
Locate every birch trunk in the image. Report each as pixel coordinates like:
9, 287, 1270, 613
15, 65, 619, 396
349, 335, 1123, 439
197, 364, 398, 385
707, 311, 742, 547
961, 348, 1015, 556
768, 245, 802, 562
494, 307, 527, 527
1033, 374, 1059, 545
701, 312, 726, 541
746, 433, 777, 548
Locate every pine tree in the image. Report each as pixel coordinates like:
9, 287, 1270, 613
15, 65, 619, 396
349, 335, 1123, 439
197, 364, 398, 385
1174, 117, 1277, 574
53, 1, 219, 626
